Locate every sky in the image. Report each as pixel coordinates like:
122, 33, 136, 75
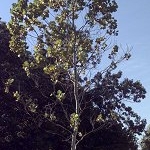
115, 0, 150, 126
0, 0, 150, 131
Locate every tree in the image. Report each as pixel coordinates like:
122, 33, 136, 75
0, 0, 146, 150
141, 125, 150, 150
78, 123, 139, 150
0, 20, 69, 150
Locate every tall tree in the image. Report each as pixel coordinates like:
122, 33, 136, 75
3, 0, 147, 150
141, 125, 150, 150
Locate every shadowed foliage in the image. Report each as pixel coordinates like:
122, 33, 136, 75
0, 20, 146, 150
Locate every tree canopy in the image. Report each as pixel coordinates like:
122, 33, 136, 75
141, 125, 150, 150
0, 0, 147, 150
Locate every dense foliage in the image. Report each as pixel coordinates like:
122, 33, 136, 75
141, 125, 150, 150
0, 0, 147, 149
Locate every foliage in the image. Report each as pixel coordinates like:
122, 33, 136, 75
8, 0, 123, 76
0, 0, 147, 149
78, 123, 139, 150
141, 125, 150, 150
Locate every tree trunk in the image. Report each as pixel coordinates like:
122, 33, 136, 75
71, 1, 79, 150
71, 131, 77, 150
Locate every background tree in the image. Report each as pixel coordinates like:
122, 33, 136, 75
141, 125, 150, 150
0, 20, 70, 150
0, 0, 146, 150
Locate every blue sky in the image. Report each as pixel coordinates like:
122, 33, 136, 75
0, 0, 150, 127
115, 0, 150, 126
